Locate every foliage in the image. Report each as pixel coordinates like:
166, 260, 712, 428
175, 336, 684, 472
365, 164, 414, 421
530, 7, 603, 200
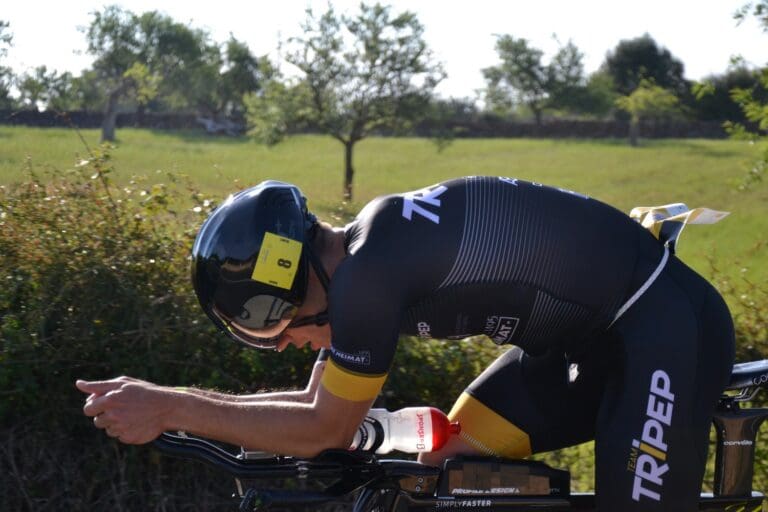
384, 337, 504, 411
0, 145, 330, 509
706, 261, 768, 493
211, 37, 274, 119
545, 39, 588, 113
690, 65, 767, 123
66, 70, 108, 111
483, 36, 549, 122
602, 33, 688, 97
615, 79, 681, 145
130, 9, 210, 114
131, 12, 269, 119
0, 19, 10, 55
81, 5, 270, 140
0, 20, 14, 110
722, 67, 768, 189
421, 97, 480, 151
615, 79, 681, 120
735, 0, 768, 29
580, 70, 620, 118
483, 36, 611, 121
84, 5, 160, 140
14, 66, 89, 112
248, 2, 444, 199
725, 2, 768, 190
244, 78, 312, 146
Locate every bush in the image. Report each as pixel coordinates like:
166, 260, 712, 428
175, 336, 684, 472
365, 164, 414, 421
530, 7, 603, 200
0, 147, 318, 510
706, 262, 768, 493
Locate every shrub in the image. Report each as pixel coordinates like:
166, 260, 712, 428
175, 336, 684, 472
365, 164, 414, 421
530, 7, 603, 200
0, 146, 317, 510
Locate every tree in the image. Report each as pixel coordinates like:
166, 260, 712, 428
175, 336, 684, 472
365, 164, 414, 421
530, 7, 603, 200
84, 6, 257, 140
735, 0, 768, 29
603, 34, 687, 97
218, 37, 273, 119
245, 78, 311, 146
0, 20, 14, 110
483, 36, 590, 122
580, 70, 620, 118
730, 1, 768, 188
132, 10, 214, 115
16, 66, 64, 110
186, 36, 274, 123
84, 5, 161, 141
483, 36, 548, 123
547, 39, 586, 112
248, 3, 444, 199
84, 6, 272, 137
0, 21, 10, 56
690, 65, 766, 122
615, 79, 681, 146
65, 70, 107, 111
45, 71, 79, 111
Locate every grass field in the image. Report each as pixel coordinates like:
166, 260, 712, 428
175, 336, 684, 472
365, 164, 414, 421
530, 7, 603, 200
1, 126, 766, 289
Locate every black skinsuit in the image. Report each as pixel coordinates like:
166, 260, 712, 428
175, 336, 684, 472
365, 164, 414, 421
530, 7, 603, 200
319, 176, 735, 511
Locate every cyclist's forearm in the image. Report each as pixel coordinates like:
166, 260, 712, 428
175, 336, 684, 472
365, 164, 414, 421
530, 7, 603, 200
238, 359, 325, 403
177, 387, 312, 403
176, 360, 326, 404
169, 392, 358, 457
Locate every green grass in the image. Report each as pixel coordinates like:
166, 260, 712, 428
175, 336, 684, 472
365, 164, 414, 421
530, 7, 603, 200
1, 126, 766, 290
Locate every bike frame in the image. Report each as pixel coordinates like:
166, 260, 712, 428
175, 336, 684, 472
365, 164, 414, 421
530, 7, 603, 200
153, 359, 768, 511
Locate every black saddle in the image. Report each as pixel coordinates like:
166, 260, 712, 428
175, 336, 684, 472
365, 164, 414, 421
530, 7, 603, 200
726, 360, 768, 391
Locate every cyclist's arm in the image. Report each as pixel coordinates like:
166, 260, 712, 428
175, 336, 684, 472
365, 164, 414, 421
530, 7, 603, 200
78, 375, 373, 457
175, 381, 373, 456
177, 357, 326, 404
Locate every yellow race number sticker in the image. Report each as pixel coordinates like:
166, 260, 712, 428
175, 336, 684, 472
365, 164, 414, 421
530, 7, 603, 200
251, 232, 303, 290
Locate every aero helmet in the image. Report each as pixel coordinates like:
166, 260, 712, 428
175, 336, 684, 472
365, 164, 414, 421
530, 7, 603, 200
191, 181, 328, 349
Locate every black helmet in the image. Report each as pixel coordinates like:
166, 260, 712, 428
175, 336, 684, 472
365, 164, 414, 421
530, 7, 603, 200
191, 181, 328, 349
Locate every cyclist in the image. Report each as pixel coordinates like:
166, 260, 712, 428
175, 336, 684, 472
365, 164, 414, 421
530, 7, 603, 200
77, 177, 735, 511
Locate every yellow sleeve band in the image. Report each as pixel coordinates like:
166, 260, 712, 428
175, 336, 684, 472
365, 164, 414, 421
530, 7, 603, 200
320, 359, 387, 402
449, 392, 532, 458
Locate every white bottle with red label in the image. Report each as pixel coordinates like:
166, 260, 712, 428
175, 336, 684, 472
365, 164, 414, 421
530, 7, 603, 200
350, 407, 460, 454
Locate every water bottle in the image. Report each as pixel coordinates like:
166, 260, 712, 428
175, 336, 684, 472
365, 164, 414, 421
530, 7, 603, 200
350, 407, 461, 454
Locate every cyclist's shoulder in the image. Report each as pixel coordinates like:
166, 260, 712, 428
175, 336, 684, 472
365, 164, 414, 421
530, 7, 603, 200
346, 182, 464, 255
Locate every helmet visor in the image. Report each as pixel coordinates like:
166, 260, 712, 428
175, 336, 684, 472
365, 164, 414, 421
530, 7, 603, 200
213, 295, 298, 349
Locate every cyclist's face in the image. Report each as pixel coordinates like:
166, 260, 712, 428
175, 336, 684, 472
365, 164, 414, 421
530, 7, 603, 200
276, 322, 331, 352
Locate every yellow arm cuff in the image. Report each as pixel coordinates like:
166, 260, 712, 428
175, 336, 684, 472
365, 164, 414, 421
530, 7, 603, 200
320, 359, 387, 402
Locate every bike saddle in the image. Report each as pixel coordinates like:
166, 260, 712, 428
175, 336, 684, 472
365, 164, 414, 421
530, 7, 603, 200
726, 360, 768, 391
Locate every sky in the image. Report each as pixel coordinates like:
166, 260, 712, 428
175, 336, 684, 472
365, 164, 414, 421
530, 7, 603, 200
3, 0, 767, 99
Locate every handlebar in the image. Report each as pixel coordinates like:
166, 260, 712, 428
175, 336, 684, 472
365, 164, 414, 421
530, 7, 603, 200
152, 431, 446, 511
152, 431, 380, 480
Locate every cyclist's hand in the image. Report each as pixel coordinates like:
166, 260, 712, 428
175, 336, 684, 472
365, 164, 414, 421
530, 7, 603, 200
76, 376, 150, 400
76, 377, 173, 445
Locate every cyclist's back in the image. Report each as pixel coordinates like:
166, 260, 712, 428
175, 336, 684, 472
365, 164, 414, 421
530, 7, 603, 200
331, 176, 665, 373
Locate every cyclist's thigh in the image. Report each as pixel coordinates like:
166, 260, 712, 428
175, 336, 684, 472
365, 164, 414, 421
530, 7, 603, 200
450, 345, 608, 458
594, 258, 734, 512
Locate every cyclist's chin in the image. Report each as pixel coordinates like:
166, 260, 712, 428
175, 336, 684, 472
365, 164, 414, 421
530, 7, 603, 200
284, 337, 320, 351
